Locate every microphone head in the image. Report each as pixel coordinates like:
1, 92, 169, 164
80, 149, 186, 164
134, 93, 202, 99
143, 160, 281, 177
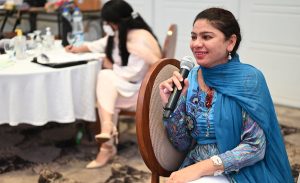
180, 56, 195, 71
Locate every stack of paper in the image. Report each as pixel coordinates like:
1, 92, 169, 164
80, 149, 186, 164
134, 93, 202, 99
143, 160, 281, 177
37, 49, 105, 64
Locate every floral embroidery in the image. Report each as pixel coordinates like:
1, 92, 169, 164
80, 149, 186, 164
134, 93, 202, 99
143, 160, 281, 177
186, 113, 195, 130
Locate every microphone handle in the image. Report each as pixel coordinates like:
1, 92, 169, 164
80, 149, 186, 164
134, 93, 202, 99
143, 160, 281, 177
163, 68, 189, 119
163, 86, 182, 119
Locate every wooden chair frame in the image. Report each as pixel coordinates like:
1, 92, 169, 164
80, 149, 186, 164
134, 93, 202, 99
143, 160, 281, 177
136, 58, 181, 183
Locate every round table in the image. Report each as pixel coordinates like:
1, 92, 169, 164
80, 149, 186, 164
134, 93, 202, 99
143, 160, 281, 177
0, 52, 101, 126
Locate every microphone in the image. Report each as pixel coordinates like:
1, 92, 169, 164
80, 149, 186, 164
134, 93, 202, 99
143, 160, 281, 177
163, 56, 195, 119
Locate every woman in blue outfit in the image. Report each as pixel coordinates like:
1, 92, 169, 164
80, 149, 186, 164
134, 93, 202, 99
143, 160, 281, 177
159, 7, 293, 183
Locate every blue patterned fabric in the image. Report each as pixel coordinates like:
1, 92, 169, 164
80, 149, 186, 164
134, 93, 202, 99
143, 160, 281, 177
218, 112, 266, 176
185, 84, 217, 144
200, 54, 293, 183
164, 94, 266, 183
180, 143, 220, 169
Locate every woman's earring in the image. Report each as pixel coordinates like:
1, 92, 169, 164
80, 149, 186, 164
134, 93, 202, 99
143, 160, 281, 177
228, 52, 232, 60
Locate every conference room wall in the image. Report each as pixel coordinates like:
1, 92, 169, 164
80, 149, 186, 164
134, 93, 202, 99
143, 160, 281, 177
126, 0, 300, 108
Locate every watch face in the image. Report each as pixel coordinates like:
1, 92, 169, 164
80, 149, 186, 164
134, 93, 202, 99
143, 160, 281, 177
216, 157, 222, 165
211, 155, 223, 166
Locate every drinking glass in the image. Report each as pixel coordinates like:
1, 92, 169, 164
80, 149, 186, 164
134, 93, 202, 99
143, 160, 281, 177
67, 32, 77, 45
27, 33, 35, 43
26, 33, 38, 57
3, 39, 15, 61
34, 30, 43, 47
33, 30, 43, 55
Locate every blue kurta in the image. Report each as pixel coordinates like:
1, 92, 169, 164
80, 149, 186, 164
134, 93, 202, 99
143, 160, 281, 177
163, 55, 293, 182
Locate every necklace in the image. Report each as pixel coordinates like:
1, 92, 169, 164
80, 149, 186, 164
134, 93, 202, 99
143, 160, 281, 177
204, 87, 214, 137
190, 86, 214, 137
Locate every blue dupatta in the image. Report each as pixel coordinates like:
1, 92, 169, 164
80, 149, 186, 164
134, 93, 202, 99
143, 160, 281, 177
200, 55, 293, 183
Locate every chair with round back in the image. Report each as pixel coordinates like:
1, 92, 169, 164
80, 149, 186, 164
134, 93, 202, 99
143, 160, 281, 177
136, 58, 186, 183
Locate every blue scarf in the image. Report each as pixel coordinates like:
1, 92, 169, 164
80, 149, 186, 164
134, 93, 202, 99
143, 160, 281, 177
199, 55, 293, 183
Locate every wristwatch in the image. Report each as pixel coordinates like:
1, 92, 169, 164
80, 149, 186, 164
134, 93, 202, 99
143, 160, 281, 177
210, 155, 224, 176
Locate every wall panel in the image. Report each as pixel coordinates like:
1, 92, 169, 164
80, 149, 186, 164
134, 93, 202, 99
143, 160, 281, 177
153, 0, 239, 59
239, 0, 300, 107
125, 0, 300, 107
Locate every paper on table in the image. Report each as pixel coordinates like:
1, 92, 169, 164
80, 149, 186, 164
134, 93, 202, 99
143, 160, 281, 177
0, 59, 14, 71
37, 49, 105, 64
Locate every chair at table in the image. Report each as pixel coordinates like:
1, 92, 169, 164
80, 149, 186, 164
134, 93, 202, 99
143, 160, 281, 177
136, 58, 186, 183
162, 24, 177, 58
117, 24, 178, 121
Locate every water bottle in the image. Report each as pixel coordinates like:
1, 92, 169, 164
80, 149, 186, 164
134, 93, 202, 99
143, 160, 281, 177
62, 7, 72, 24
14, 29, 26, 60
61, 7, 72, 46
75, 123, 84, 145
43, 27, 55, 49
75, 128, 83, 145
72, 7, 84, 46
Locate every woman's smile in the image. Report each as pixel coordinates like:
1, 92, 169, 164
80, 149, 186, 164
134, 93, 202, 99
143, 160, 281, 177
194, 50, 208, 59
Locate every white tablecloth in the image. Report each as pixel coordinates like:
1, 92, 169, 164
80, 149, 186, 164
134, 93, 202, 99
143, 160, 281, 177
0, 53, 101, 126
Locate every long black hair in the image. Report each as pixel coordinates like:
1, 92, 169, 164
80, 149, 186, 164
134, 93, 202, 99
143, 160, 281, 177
101, 0, 159, 66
